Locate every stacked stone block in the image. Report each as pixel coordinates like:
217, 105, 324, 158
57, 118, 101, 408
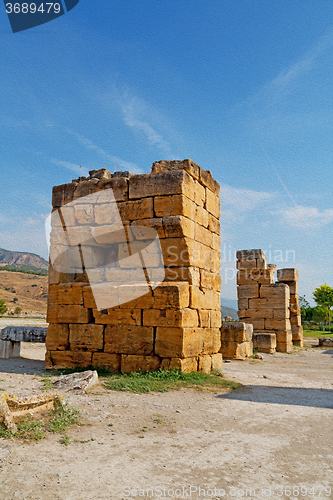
277, 268, 303, 347
46, 160, 222, 373
237, 249, 293, 353
220, 322, 253, 360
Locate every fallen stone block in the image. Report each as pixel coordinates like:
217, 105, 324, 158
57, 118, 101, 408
253, 332, 276, 353
0, 393, 63, 434
53, 370, 99, 393
318, 338, 333, 347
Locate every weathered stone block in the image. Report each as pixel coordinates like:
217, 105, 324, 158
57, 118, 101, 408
118, 197, 154, 221
211, 353, 223, 372
206, 188, 220, 219
155, 327, 204, 358
93, 308, 141, 325
104, 325, 154, 355
154, 194, 195, 219
143, 308, 198, 328
121, 355, 161, 373
92, 353, 121, 371
237, 284, 260, 299
260, 283, 289, 300
277, 268, 298, 282
69, 324, 104, 351
160, 357, 198, 373
57, 283, 84, 305
45, 324, 70, 351
198, 355, 212, 373
253, 332, 276, 353
46, 350, 92, 369
153, 283, 189, 309
129, 170, 195, 201
57, 305, 90, 324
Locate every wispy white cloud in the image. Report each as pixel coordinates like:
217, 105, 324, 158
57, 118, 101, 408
245, 27, 333, 108
279, 205, 333, 229
119, 94, 171, 154
68, 130, 142, 173
50, 157, 88, 176
220, 183, 275, 212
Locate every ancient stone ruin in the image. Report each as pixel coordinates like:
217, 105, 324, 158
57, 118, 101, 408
45, 159, 222, 373
236, 249, 303, 353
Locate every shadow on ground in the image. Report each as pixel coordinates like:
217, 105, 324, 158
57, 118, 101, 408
217, 385, 333, 409
0, 357, 45, 375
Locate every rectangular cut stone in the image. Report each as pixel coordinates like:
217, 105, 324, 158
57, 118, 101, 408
131, 218, 165, 239
153, 283, 189, 309
93, 308, 141, 325
220, 341, 249, 360
253, 333, 276, 353
189, 286, 220, 310
0, 340, 20, 359
260, 283, 289, 300
117, 285, 154, 309
155, 327, 204, 358
74, 204, 94, 225
206, 188, 220, 218
211, 353, 223, 372
236, 249, 266, 261
202, 328, 221, 354
121, 355, 161, 373
118, 197, 154, 221
207, 213, 220, 234
277, 268, 298, 282
198, 310, 210, 327
237, 284, 260, 299
199, 169, 220, 195
129, 170, 195, 201
195, 182, 206, 207
210, 310, 222, 328
237, 268, 274, 285
57, 305, 89, 324
143, 308, 198, 328
163, 266, 200, 286
45, 350, 92, 369
45, 324, 69, 351
162, 216, 195, 239
69, 324, 104, 351
160, 357, 198, 373
221, 322, 253, 343
83, 286, 97, 308
251, 318, 265, 330
195, 224, 212, 246
154, 194, 195, 219
151, 159, 201, 181
104, 325, 154, 355
92, 353, 121, 372
93, 177, 128, 202
52, 183, 75, 208
276, 341, 293, 353
198, 354, 212, 373
238, 298, 249, 310
57, 283, 84, 305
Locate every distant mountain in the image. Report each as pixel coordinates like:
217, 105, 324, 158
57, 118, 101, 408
0, 248, 48, 274
221, 298, 238, 310
221, 306, 239, 320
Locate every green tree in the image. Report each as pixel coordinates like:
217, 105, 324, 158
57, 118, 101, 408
313, 284, 333, 330
0, 299, 7, 315
299, 295, 312, 322
14, 306, 22, 316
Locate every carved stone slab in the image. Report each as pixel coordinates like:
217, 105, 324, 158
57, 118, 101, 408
0, 326, 47, 343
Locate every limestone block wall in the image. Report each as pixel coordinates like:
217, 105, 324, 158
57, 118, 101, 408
45, 160, 222, 373
236, 249, 303, 353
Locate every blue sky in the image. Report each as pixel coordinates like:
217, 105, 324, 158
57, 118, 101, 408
0, 1, 332, 305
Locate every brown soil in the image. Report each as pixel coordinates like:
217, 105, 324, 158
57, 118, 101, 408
0, 335, 332, 500
0, 271, 47, 316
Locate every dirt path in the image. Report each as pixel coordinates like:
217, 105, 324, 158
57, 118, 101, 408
0, 340, 332, 500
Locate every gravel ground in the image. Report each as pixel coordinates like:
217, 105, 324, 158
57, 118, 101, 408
0, 338, 332, 500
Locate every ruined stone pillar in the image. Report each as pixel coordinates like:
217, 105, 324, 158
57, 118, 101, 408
45, 160, 222, 373
277, 268, 303, 347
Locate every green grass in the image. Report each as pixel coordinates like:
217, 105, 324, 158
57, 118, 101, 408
303, 329, 333, 338
40, 374, 53, 391
102, 369, 241, 394
0, 401, 80, 443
